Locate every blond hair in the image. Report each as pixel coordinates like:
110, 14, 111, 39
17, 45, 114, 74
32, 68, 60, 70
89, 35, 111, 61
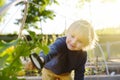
66, 20, 98, 50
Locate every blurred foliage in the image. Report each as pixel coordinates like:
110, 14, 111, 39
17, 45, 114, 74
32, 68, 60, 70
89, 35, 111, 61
77, 0, 117, 8
96, 27, 120, 43
16, 0, 58, 32
0, 30, 50, 79
96, 27, 120, 35
0, 0, 59, 79
0, 0, 6, 21
0, 0, 6, 6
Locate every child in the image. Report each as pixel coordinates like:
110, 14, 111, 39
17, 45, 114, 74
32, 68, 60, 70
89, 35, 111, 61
28, 19, 98, 80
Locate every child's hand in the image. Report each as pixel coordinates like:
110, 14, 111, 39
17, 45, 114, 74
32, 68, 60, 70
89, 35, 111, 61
24, 61, 36, 70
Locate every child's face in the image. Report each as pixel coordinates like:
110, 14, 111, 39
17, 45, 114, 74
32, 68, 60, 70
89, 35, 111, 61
66, 34, 85, 51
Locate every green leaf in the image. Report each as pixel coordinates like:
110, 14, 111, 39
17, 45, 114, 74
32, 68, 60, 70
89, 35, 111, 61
0, 40, 18, 53
0, 0, 6, 7
0, 55, 8, 69
40, 44, 49, 55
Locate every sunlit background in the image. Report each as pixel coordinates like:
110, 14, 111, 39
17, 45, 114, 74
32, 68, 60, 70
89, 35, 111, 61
0, 0, 120, 78
0, 0, 120, 34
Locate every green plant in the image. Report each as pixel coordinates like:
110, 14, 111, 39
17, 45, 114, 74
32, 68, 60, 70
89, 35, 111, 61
0, 30, 50, 79
0, 0, 58, 79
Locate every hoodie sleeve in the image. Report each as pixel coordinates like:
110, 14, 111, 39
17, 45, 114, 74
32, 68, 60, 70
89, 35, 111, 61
74, 51, 87, 80
39, 37, 66, 63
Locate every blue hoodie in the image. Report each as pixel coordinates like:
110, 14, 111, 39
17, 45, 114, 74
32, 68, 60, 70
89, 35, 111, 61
39, 37, 87, 80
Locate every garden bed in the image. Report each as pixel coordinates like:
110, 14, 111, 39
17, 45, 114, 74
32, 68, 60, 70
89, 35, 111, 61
18, 59, 120, 80
18, 75, 120, 80
85, 75, 120, 80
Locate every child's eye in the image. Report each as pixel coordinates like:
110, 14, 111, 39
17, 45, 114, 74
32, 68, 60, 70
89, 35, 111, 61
76, 40, 81, 43
77, 40, 83, 44
71, 35, 75, 38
